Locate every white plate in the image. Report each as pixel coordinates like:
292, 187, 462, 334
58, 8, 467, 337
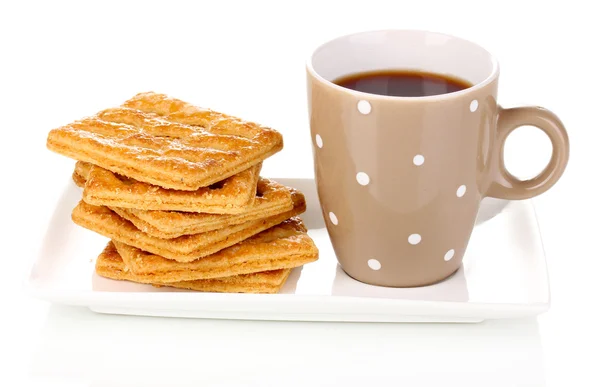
26, 178, 548, 323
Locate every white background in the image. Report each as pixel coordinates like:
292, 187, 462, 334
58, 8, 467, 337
1, 0, 599, 386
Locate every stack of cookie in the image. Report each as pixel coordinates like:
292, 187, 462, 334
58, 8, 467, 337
47, 92, 318, 293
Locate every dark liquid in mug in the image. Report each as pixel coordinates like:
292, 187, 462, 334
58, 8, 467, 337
333, 70, 472, 97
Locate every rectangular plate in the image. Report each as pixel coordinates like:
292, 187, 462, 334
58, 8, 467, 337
26, 178, 549, 323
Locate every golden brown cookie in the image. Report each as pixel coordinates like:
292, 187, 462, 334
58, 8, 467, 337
81, 162, 261, 214
72, 190, 306, 262
112, 217, 318, 282
47, 91, 283, 190
73, 162, 295, 238
96, 242, 292, 294
112, 179, 293, 238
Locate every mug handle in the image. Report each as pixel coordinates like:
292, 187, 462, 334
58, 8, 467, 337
486, 106, 570, 200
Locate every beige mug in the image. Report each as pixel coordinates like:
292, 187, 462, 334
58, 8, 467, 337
306, 30, 569, 287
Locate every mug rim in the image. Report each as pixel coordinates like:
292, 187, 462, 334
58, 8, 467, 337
306, 29, 500, 102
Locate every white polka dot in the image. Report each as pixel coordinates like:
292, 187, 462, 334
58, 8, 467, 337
470, 100, 478, 112
444, 249, 455, 261
456, 185, 467, 197
357, 100, 371, 115
356, 172, 370, 186
413, 154, 425, 166
315, 134, 323, 148
367, 259, 381, 270
408, 234, 421, 245
329, 212, 338, 225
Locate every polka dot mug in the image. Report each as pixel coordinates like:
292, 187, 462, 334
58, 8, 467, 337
307, 30, 569, 287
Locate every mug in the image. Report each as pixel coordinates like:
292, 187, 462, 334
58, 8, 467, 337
306, 30, 569, 287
